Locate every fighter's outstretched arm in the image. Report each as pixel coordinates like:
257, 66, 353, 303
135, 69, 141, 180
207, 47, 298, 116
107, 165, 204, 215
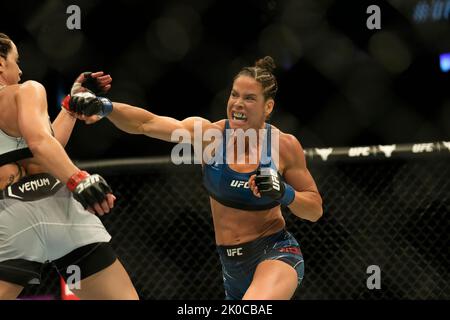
70, 96, 217, 144
107, 102, 213, 143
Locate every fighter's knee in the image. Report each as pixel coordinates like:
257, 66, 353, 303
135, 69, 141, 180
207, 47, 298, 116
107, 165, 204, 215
0, 281, 23, 300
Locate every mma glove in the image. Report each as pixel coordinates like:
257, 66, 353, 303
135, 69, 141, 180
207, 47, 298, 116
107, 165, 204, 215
68, 92, 113, 117
78, 71, 108, 95
254, 167, 295, 206
61, 71, 112, 117
66, 171, 113, 209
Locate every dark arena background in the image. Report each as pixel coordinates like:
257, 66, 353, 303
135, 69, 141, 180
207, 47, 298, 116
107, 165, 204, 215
1, 0, 449, 300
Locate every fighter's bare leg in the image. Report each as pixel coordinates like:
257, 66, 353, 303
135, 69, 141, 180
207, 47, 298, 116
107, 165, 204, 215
0, 280, 23, 300
70, 259, 139, 300
242, 260, 298, 300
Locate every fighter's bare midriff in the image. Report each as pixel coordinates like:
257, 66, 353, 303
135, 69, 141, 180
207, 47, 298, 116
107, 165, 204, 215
207, 121, 289, 246
211, 198, 285, 245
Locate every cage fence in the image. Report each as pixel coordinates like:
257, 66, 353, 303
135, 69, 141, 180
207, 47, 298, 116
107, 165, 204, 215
19, 142, 450, 299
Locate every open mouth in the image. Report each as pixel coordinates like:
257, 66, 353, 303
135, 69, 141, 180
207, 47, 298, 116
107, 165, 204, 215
232, 111, 247, 121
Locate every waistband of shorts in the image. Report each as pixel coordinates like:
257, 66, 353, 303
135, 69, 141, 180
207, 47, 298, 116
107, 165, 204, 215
216, 229, 287, 260
0, 173, 63, 201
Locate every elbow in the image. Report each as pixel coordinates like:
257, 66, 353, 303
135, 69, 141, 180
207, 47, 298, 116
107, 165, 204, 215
293, 204, 323, 223
311, 194, 323, 222
27, 134, 50, 157
307, 197, 323, 222
27, 140, 44, 158
310, 206, 323, 222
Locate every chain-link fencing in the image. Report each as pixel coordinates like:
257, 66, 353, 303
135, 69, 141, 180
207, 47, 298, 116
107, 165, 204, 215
19, 142, 450, 299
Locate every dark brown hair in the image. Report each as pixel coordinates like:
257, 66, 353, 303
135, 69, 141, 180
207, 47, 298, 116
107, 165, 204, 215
0, 33, 12, 60
234, 56, 278, 101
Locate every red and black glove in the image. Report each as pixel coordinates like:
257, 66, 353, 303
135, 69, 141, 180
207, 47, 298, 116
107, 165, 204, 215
66, 171, 113, 210
61, 71, 112, 114
80, 72, 109, 95
68, 92, 113, 117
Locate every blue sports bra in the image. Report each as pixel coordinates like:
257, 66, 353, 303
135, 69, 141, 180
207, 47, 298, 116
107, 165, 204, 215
202, 120, 280, 211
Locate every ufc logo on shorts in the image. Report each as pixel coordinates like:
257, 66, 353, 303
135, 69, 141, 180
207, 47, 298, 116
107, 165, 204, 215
227, 248, 243, 257
75, 175, 100, 192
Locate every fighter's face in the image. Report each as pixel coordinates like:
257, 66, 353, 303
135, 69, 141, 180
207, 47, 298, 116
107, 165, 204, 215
0, 42, 22, 85
227, 76, 274, 130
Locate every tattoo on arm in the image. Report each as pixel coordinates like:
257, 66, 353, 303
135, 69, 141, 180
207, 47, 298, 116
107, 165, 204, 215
7, 174, 15, 186
5, 163, 24, 188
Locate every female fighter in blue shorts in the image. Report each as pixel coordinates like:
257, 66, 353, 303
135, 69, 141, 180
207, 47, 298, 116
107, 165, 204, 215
71, 56, 323, 300
0, 33, 138, 299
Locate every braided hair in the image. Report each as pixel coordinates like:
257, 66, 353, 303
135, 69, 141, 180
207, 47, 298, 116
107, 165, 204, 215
234, 56, 278, 101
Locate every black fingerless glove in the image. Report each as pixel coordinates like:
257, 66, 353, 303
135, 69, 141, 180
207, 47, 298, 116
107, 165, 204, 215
254, 167, 295, 206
